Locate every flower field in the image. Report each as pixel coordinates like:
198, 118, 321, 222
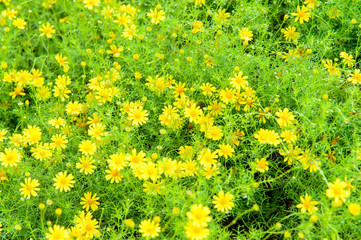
0, 0, 361, 239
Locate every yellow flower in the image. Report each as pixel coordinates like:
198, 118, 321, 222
205, 125, 223, 141
39, 23, 56, 38
214, 8, 230, 24
139, 219, 161, 238
0, 129, 8, 142
76, 156, 96, 175
207, 101, 225, 116
203, 164, 220, 179
20, 177, 40, 199
9, 85, 26, 99
113, 13, 132, 26
105, 167, 123, 183
12, 18, 27, 29
51, 134, 68, 149
125, 219, 135, 228
198, 148, 218, 167
280, 130, 298, 143
79, 217, 99, 239
183, 160, 198, 177
53, 171, 75, 192
279, 145, 301, 165
126, 149, 146, 168
185, 221, 209, 240
219, 88, 237, 104
281, 27, 300, 42
128, 106, 149, 126
173, 82, 187, 97
296, 193, 319, 214
78, 140, 97, 155
55, 75, 71, 87
55, 208, 62, 215
239, 28, 253, 46
45, 225, 69, 240
326, 179, 350, 206
254, 128, 281, 146
23, 125, 42, 145
340, 52, 355, 67
186, 204, 212, 227
87, 113, 103, 125
347, 69, 361, 84
328, 8, 340, 19
298, 150, 320, 173
255, 158, 269, 173
122, 24, 137, 40
81, 192, 100, 211
138, 161, 160, 181
275, 108, 295, 127
66, 101, 83, 115
348, 203, 360, 216
230, 71, 248, 90
0, 148, 22, 167
184, 104, 202, 123
147, 8, 166, 25
49, 117, 66, 129
88, 123, 106, 140
216, 144, 234, 159
30, 143, 52, 161
55, 53, 68, 67
323, 60, 341, 76
200, 82, 216, 96
83, 0, 100, 10
212, 191, 234, 212
107, 153, 126, 171
195, 0, 206, 7
291, 6, 311, 24
107, 44, 124, 58
304, 0, 317, 9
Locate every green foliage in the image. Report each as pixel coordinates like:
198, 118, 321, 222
0, 0, 361, 239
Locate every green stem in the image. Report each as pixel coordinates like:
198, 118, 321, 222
222, 208, 253, 230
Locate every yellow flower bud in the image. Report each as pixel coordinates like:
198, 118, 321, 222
172, 207, 180, 215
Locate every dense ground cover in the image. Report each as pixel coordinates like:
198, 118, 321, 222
0, 0, 361, 239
